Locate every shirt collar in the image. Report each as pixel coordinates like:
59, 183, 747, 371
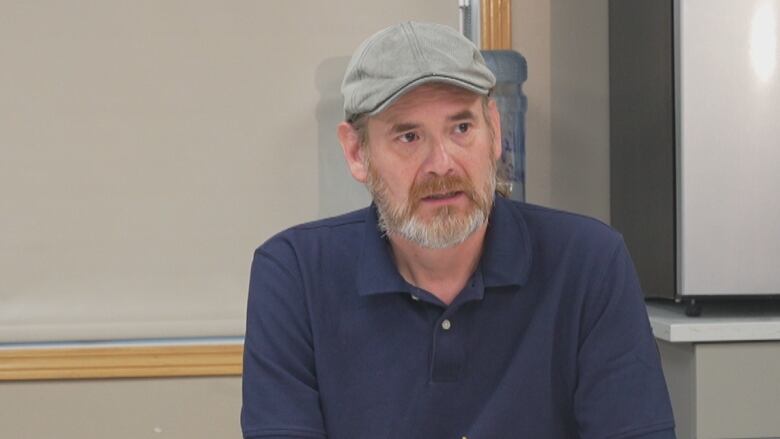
355, 196, 532, 296
479, 196, 532, 288
355, 205, 412, 296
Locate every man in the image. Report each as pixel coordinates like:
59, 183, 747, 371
242, 21, 676, 439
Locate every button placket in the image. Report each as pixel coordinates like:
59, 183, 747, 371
430, 311, 464, 382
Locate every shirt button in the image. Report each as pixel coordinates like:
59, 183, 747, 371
441, 319, 452, 331
411, 294, 420, 301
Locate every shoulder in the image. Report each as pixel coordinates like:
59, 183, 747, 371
501, 198, 621, 247
255, 207, 370, 265
493, 198, 626, 280
289, 208, 368, 232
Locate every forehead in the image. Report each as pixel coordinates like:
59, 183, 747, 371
375, 83, 483, 123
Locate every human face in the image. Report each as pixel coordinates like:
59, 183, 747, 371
361, 83, 501, 248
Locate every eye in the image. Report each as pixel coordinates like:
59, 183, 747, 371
398, 132, 419, 143
454, 122, 471, 134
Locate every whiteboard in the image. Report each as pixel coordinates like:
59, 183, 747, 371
0, 1, 457, 343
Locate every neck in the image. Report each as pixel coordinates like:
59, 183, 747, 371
388, 224, 488, 305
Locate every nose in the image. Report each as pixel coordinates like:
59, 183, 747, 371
423, 135, 456, 176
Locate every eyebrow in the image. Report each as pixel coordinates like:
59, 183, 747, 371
387, 110, 478, 135
388, 122, 420, 135
447, 110, 477, 121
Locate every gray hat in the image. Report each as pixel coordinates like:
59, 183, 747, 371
341, 21, 496, 121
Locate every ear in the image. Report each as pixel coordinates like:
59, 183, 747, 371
486, 99, 502, 160
337, 121, 368, 183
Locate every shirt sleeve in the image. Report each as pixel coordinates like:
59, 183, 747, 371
241, 243, 327, 439
573, 236, 677, 439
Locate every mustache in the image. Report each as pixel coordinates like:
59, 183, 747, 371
409, 174, 476, 205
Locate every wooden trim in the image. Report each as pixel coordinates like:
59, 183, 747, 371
481, 0, 512, 50
0, 344, 243, 381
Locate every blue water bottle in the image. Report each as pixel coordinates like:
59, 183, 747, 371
481, 50, 527, 201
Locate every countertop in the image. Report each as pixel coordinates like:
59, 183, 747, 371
646, 299, 780, 342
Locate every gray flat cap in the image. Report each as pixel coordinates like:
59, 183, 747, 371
341, 21, 496, 121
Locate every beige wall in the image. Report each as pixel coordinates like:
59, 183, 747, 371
659, 340, 780, 438
512, 0, 553, 208
1, 0, 612, 345
513, 0, 611, 223
0, 2, 458, 438
0, 377, 242, 439
549, 0, 610, 223
0, 2, 616, 438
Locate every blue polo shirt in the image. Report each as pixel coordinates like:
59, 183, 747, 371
241, 196, 676, 439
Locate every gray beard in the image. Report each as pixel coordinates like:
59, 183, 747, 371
376, 203, 489, 249
364, 151, 498, 249
367, 171, 496, 249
